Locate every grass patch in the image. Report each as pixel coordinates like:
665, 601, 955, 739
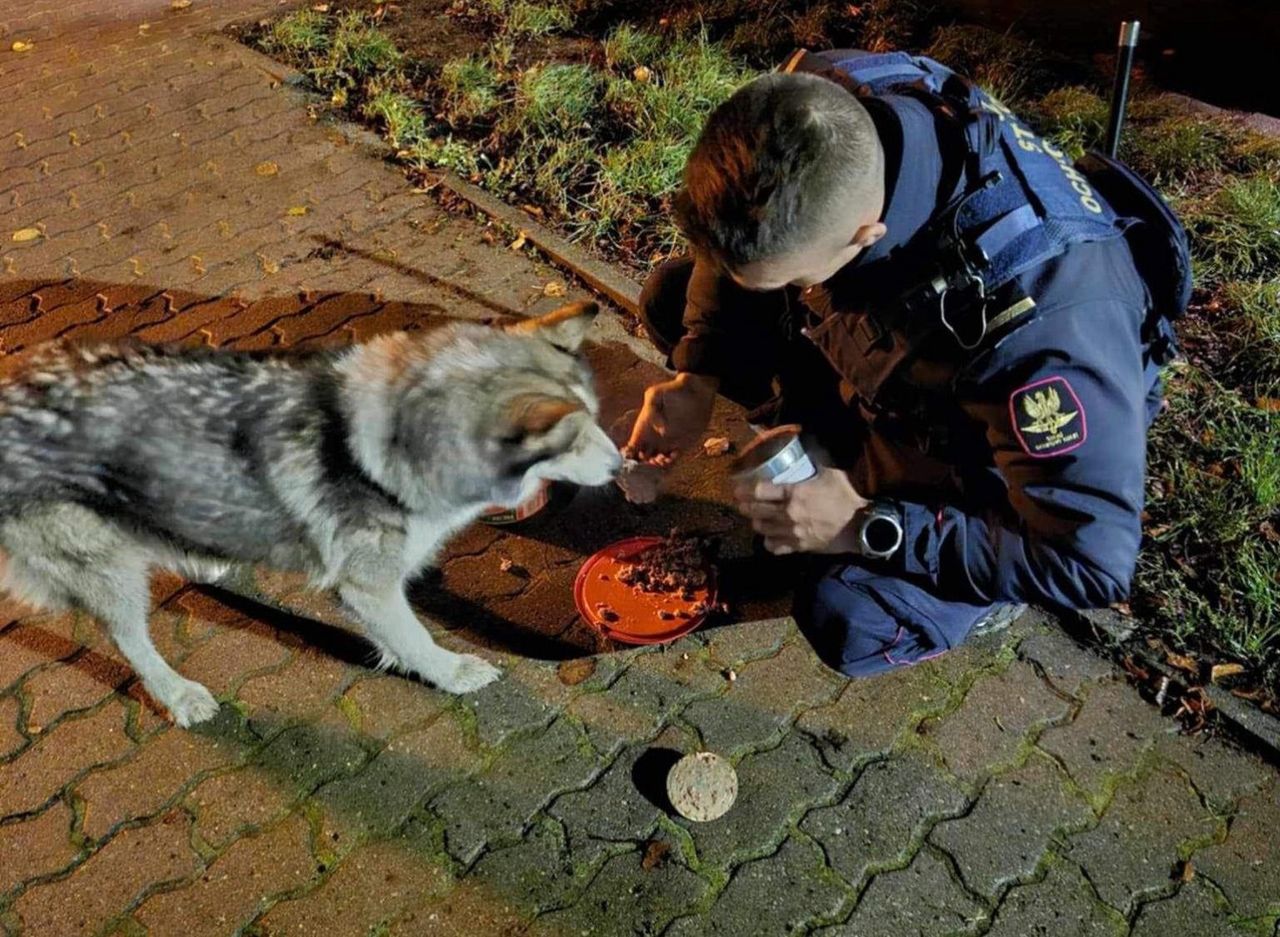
1138, 366, 1280, 680
505, 1, 574, 37
266, 9, 330, 57
440, 55, 502, 122
1126, 115, 1236, 183
1224, 279, 1280, 387
318, 11, 403, 89
1031, 86, 1108, 159
603, 23, 662, 70
512, 63, 600, 134
361, 88, 428, 147
924, 24, 1053, 106
1183, 172, 1280, 281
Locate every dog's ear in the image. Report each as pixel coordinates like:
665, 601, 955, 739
505, 300, 599, 352
498, 393, 583, 443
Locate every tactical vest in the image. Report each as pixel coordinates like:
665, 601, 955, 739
790, 50, 1192, 409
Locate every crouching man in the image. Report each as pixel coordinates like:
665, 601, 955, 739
625, 49, 1190, 676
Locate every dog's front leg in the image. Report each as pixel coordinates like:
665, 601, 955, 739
339, 581, 501, 693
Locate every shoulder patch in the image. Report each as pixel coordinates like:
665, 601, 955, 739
1010, 376, 1086, 457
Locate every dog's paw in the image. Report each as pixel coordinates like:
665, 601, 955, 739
437, 654, 502, 694
165, 679, 221, 727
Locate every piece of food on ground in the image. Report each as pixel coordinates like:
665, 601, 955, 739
667, 751, 738, 822
702, 436, 732, 456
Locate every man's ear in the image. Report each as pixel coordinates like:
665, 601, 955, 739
852, 222, 886, 250
505, 301, 599, 352
497, 393, 583, 443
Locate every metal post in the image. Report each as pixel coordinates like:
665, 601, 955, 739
1105, 20, 1141, 158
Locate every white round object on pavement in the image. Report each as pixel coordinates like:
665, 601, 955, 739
667, 751, 737, 822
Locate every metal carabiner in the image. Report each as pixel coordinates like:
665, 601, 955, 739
939, 273, 989, 351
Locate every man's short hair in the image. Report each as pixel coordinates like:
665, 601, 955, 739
674, 72, 883, 268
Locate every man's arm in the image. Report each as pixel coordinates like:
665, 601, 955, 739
670, 252, 790, 385
896, 299, 1151, 609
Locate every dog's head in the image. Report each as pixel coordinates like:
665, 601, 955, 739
350, 300, 623, 511
488, 300, 623, 500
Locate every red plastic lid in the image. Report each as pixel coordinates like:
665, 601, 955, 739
574, 537, 716, 645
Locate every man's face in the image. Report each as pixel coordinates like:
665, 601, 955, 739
727, 215, 887, 292
729, 238, 868, 291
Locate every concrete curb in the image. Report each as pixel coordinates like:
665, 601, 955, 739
1067, 609, 1280, 762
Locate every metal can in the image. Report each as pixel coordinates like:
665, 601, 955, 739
729, 424, 816, 485
480, 480, 574, 526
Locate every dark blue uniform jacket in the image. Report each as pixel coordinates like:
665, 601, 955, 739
671, 52, 1163, 611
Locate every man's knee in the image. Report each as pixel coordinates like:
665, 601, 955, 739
799, 564, 992, 678
637, 256, 695, 357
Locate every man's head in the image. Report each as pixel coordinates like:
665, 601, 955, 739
674, 72, 887, 290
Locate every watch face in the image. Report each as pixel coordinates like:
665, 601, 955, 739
863, 513, 903, 556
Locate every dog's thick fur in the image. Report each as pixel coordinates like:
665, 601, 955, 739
0, 301, 621, 726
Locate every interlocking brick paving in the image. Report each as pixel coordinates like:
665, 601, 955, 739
0, 1, 1277, 934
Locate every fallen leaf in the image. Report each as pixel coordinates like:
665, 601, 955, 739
1256, 397, 1280, 412
641, 840, 670, 871
331, 87, 348, 107
286, 205, 309, 217
11, 41, 34, 53
556, 658, 596, 686
1145, 525, 1171, 539
1231, 686, 1267, 701
520, 203, 544, 219
170, 0, 192, 8
1110, 601, 1133, 616
1260, 520, 1280, 543
542, 281, 566, 297
1210, 662, 1245, 683
10, 227, 41, 242
312, 2, 330, 10
1174, 859, 1195, 883
1165, 651, 1199, 675
509, 230, 528, 251
254, 160, 279, 176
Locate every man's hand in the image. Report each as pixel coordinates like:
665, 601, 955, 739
625, 372, 719, 462
734, 467, 870, 555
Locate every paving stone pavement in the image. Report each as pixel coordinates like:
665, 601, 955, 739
1, 1, 1278, 935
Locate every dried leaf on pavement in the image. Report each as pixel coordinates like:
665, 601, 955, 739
1165, 651, 1199, 675
641, 840, 670, 870
1210, 662, 1245, 683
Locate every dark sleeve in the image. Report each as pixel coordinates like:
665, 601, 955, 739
895, 299, 1150, 609
670, 252, 790, 382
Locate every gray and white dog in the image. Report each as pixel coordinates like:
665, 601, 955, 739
0, 300, 621, 726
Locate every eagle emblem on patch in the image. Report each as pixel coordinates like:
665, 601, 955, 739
1010, 377, 1086, 457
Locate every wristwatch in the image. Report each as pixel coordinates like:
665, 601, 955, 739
856, 501, 904, 560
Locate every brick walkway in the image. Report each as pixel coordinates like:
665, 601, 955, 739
1, 2, 1277, 935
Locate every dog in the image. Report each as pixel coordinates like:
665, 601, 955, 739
0, 300, 622, 726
